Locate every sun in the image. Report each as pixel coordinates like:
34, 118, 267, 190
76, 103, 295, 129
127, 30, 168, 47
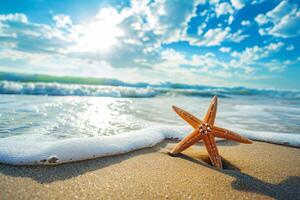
71, 8, 124, 53
80, 20, 123, 51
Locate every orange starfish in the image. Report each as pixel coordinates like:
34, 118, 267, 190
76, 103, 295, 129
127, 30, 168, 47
169, 95, 252, 168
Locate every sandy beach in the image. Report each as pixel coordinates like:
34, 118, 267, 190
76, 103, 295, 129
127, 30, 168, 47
1, 0, 300, 199
0, 141, 299, 199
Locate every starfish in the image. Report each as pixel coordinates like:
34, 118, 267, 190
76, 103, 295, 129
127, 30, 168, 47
169, 95, 252, 168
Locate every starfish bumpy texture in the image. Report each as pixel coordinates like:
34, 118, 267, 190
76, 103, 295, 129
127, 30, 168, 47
169, 96, 252, 168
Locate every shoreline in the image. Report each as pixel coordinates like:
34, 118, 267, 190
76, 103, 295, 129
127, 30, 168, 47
1, 124, 299, 166
0, 140, 299, 199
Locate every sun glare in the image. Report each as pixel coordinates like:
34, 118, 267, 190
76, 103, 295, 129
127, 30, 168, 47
72, 8, 124, 53
80, 20, 123, 51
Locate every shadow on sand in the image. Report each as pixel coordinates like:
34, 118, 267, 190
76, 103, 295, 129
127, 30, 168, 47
175, 153, 300, 200
0, 140, 299, 199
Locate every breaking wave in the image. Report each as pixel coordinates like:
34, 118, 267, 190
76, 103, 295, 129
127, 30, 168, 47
0, 81, 158, 98
0, 81, 299, 99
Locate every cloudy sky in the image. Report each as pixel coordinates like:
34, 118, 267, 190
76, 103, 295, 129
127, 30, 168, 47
0, 0, 299, 89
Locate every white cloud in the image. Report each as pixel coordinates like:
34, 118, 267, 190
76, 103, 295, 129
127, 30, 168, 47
219, 47, 231, 53
0, 13, 28, 23
226, 42, 290, 76
228, 15, 234, 24
255, 0, 300, 38
188, 26, 248, 47
251, 0, 266, 5
197, 23, 207, 35
128, 0, 201, 43
286, 44, 295, 51
215, 2, 234, 17
193, 27, 231, 46
255, 14, 269, 25
156, 49, 233, 80
63, 0, 202, 68
230, 0, 246, 10
53, 15, 72, 28
263, 60, 286, 72
241, 20, 250, 26
258, 28, 267, 35
0, 1, 296, 86
270, 11, 300, 38
0, 42, 16, 48
0, 48, 113, 77
266, 0, 294, 20
0, 13, 72, 54
0, 1, 205, 78
160, 48, 186, 68
156, 45, 290, 81
231, 42, 284, 64
228, 29, 248, 42
156, 44, 291, 80
267, 42, 284, 51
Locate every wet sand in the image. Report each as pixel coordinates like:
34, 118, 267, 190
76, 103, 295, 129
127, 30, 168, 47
0, 141, 299, 199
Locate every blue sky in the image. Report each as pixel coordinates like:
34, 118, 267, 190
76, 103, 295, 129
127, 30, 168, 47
0, 0, 299, 89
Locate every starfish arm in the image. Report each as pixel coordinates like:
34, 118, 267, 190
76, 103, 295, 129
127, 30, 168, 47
203, 95, 218, 125
212, 126, 252, 144
169, 129, 203, 155
202, 134, 223, 168
172, 106, 202, 129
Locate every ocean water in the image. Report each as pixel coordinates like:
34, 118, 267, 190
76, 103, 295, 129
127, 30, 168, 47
0, 81, 299, 165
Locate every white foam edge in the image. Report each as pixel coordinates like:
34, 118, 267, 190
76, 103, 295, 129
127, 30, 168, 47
0, 125, 299, 165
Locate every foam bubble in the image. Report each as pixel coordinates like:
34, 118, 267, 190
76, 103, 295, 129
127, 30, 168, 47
0, 125, 299, 165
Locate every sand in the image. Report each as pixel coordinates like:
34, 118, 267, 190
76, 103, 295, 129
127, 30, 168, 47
0, 141, 299, 200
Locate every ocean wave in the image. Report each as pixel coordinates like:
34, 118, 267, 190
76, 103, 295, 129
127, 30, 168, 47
0, 81, 158, 98
1, 81, 300, 99
0, 125, 299, 165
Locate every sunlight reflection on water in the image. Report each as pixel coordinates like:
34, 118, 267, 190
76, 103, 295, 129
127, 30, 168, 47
0, 94, 300, 140
0, 95, 146, 139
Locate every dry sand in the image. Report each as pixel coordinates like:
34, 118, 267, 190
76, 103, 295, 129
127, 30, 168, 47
0, 141, 299, 200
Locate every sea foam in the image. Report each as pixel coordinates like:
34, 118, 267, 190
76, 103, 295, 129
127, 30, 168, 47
0, 125, 299, 165
1, 81, 300, 99
0, 81, 158, 98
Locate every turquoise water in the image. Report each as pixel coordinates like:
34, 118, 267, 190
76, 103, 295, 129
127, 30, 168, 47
0, 80, 299, 165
